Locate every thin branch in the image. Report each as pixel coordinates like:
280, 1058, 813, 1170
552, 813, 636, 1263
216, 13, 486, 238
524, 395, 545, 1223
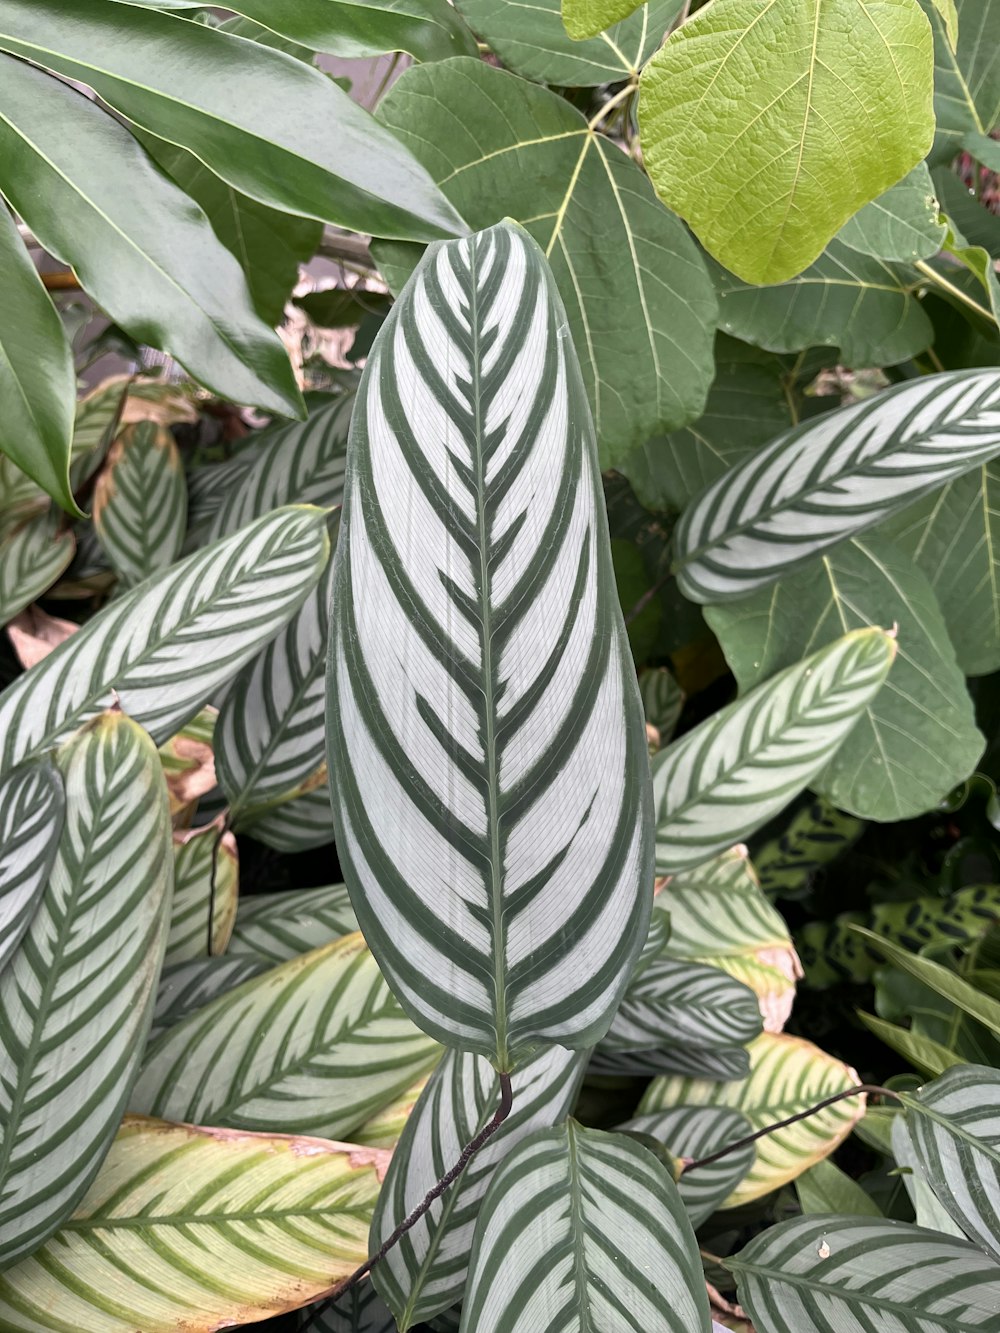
588, 81, 638, 133
914, 259, 996, 325
624, 567, 674, 625
41, 270, 80, 291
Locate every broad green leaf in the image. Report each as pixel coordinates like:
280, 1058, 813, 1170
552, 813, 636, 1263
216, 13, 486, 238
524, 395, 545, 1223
709, 241, 932, 368
730, 1215, 1000, 1330
132, 933, 442, 1138
706, 537, 984, 821
933, 166, 1000, 255
0, 507, 75, 627
375, 58, 718, 465
166, 821, 239, 966
651, 629, 895, 873
304, 1285, 397, 1333
153, 955, 269, 1035
0, 1117, 384, 1331
922, 0, 1000, 164
755, 797, 864, 901
796, 1157, 884, 1217
326, 222, 653, 1070
859, 1009, 966, 1077
0, 759, 64, 974
371, 1047, 587, 1329
0, 56, 303, 419
638, 0, 935, 284
454, 0, 681, 86
674, 370, 1000, 603
0, 711, 172, 1266
0, 506, 329, 775
460, 1122, 712, 1333
227, 882, 358, 963
239, 779, 335, 851
938, 218, 1000, 329
639, 1032, 866, 1205
622, 1107, 756, 1227
295, 289, 394, 330
0, 201, 77, 515
561, 0, 646, 39
603, 955, 762, 1055
0, 0, 465, 243
216, 539, 336, 824
933, 0, 959, 45
838, 164, 947, 263
93, 421, 188, 586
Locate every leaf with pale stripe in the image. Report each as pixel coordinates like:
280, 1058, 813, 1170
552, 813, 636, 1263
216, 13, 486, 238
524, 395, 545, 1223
903, 1065, 1000, 1262
0, 505, 329, 776
370, 1046, 587, 1329
165, 820, 238, 966
674, 369, 1000, 603
326, 220, 653, 1070
602, 956, 762, 1055
0, 1117, 384, 1332
589, 1042, 751, 1081
132, 932, 441, 1139
0, 506, 75, 626
353, 1075, 430, 1149
227, 882, 358, 963
240, 778, 335, 851
0, 710, 172, 1266
639, 1032, 866, 1205
650, 629, 896, 875
92, 420, 187, 585
460, 1122, 712, 1333
152, 955, 268, 1036
621, 1107, 756, 1227
157, 706, 217, 821
0, 758, 64, 974
729, 1216, 1000, 1332
301, 1284, 397, 1333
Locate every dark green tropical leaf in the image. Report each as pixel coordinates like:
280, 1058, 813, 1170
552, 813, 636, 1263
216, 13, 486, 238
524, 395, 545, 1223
796, 1156, 884, 1217
859, 1009, 965, 1077
92, 421, 188, 586
838, 163, 947, 263
921, 0, 1000, 164
933, 166, 1000, 255
754, 797, 864, 901
622, 1106, 756, 1227
853, 927, 1000, 1038
0, 758, 64, 974
295, 289, 393, 329
0, 507, 75, 627
227, 882, 358, 963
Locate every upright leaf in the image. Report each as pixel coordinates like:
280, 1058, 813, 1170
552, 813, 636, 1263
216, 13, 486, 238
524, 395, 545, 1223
622, 1106, 756, 1227
0, 507, 75, 627
603, 955, 762, 1055
326, 221, 653, 1070
166, 821, 239, 965
153, 955, 269, 1035
921, 0, 1000, 163
0, 711, 173, 1266
0, 759, 64, 974
227, 882, 358, 963
93, 421, 188, 585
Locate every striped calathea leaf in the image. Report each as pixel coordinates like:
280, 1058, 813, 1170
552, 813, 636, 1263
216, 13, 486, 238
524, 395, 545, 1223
227, 882, 358, 964
370, 1046, 587, 1329
0, 757, 64, 973
588, 1041, 751, 1082
238, 779, 335, 852
152, 955, 269, 1037
0, 506, 329, 775
131, 932, 441, 1140
728, 1216, 1000, 1332
325, 220, 653, 1070
353, 1075, 431, 1150
92, 420, 187, 585
165, 819, 239, 965
301, 1282, 397, 1333
674, 368, 1000, 603
0, 506, 75, 626
0, 1117, 385, 1332
651, 629, 896, 874
460, 1121, 712, 1333
0, 710, 173, 1266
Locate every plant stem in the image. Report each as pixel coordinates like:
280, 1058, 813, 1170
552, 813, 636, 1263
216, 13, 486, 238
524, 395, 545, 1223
588, 81, 637, 132
625, 567, 674, 625
914, 259, 995, 325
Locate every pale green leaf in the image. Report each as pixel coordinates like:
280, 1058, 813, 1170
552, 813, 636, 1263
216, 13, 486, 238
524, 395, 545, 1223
561, 0, 646, 40
838, 164, 947, 263
638, 0, 935, 284
165, 821, 238, 966
227, 882, 358, 964
0, 711, 172, 1266
352, 1075, 430, 1149
933, 0, 959, 47
796, 1157, 884, 1216
622, 1106, 756, 1227
0, 507, 75, 627
859, 1009, 966, 1077
0, 758, 63, 974
92, 421, 188, 586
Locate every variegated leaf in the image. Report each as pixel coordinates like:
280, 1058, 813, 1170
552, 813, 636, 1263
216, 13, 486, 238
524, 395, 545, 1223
157, 707, 218, 822
641, 667, 684, 752
588, 1043, 751, 1081
326, 220, 653, 1070
165, 820, 239, 965
0, 1117, 384, 1332
132, 933, 441, 1140
300, 1283, 397, 1333
239, 778, 335, 851
370, 1047, 587, 1329
0, 506, 74, 626
152, 955, 269, 1037
674, 369, 1000, 603
0, 758, 64, 974
0, 711, 172, 1266
601, 956, 762, 1055
0, 506, 329, 775
651, 630, 895, 874
460, 1122, 712, 1333
622, 1106, 756, 1227
92, 420, 187, 585
184, 450, 256, 549
353, 1075, 431, 1150
227, 882, 358, 964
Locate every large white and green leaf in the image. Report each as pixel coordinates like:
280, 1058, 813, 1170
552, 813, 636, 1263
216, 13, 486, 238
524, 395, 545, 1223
674, 369, 1000, 603
729, 1216, 1000, 1332
152, 955, 269, 1036
371, 1047, 587, 1329
0, 711, 172, 1266
0, 507, 75, 627
303, 1284, 397, 1333
0, 758, 64, 974
326, 221, 653, 1070
0, 1117, 384, 1331
92, 421, 188, 586
589, 1041, 751, 1082
227, 882, 358, 963
602, 955, 762, 1055
239, 780, 335, 851
0, 506, 328, 775
622, 1106, 756, 1228
460, 1122, 712, 1333
165, 821, 239, 966
891, 1111, 971, 1236
132, 933, 441, 1139
651, 629, 895, 874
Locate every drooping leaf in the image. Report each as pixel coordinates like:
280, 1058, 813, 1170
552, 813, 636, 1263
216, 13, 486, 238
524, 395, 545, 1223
729, 1216, 1000, 1332
460, 1122, 712, 1333
639, 1032, 866, 1205
239, 779, 335, 851
796, 1156, 884, 1217
227, 882, 358, 963
651, 629, 895, 874
0, 507, 75, 627
0, 711, 172, 1266
375, 59, 718, 466
165, 820, 239, 966
92, 421, 188, 586
921, 0, 1000, 164
0, 506, 329, 775
326, 221, 653, 1070
0, 759, 64, 974
707, 536, 985, 821
859, 1009, 965, 1077
132, 933, 441, 1139
0, 55, 303, 419
622, 1106, 756, 1227
0, 199, 78, 515
301, 1283, 397, 1333
352, 1075, 430, 1149
152, 955, 269, 1035
674, 369, 1000, 603
638, 0, 935, 284
838, 163, 947, 262
603, 955, 762, 1056
371, 1047, 587, 1329
0, 1117, 385, 1332
0, 0, 466, 243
